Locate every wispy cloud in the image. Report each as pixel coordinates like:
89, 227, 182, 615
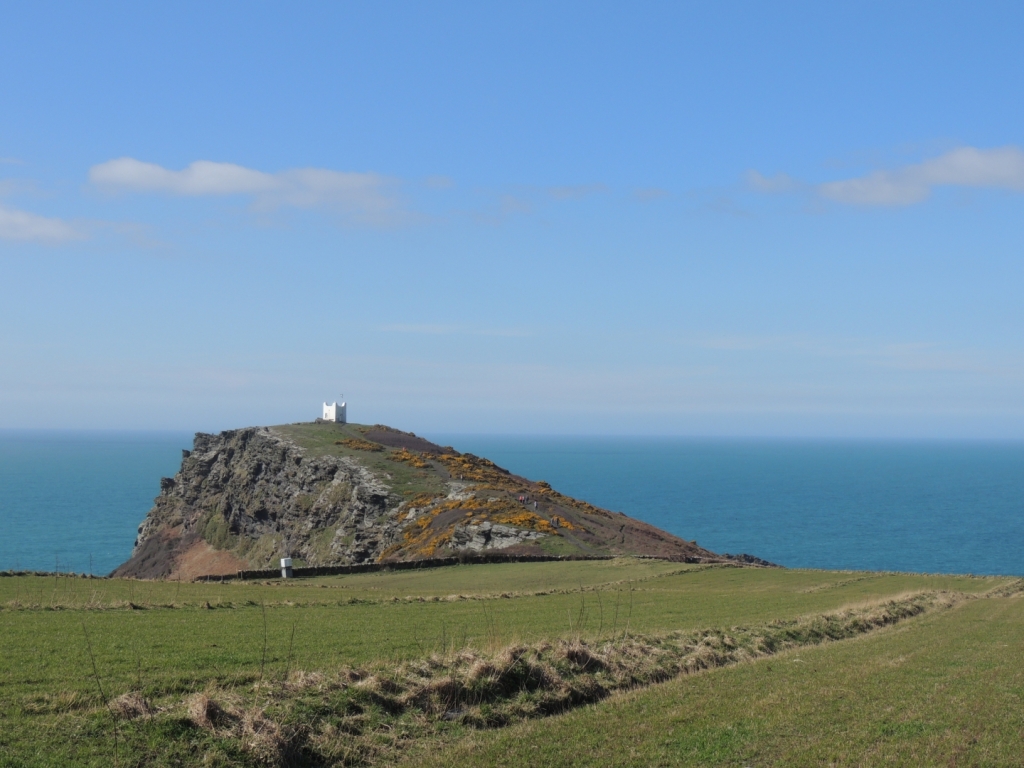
469, 182, 611, 225
424, 175, 455, 189
0, 157, 25, 166
499, 195, 533, 215
0, 178, 40, 198
0, 204, 86, 243
704, 196, 751, 217
378, 323, 530, 338
89, 157, 404, 224
747, 146, 1024, 208
633, 187, 670, 202
468, 193, 534, 225
745, 170, 799, 194
820, 146, 1024, 206
547, 183, 606, 201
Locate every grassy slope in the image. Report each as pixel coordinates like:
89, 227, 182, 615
416, 595, 1024, 767
272, 423, 449, 499
266, 422, 711, 563
274, 421, 580, 562
0, 562, 1016, 766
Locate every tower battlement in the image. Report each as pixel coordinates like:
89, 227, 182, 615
322, 401, 347, 423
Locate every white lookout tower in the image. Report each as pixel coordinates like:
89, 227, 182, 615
322, 400, 347, 423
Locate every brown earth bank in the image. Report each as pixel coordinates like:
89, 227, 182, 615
113, 422, 770, 579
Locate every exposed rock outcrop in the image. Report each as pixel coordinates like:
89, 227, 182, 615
114, 427, 405, 579
451, 521, 546, 551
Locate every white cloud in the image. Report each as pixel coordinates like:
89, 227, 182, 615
89, 157, 401, 223
90, 158, 275, 195
745, 170, 799, 194
0, 204, 85, 243
818, 146, 1024, 206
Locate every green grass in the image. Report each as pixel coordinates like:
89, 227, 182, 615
415, 595, 1024, 767
0, 558, 687, 606
0, 561, 1017, 766
271, 422, 449, 498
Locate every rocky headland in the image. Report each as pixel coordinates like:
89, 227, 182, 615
113, 422, 755, 579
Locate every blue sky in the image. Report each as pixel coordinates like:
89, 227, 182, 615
2, 1, 1023, 436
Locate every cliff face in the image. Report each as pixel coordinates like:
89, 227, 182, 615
113, 422, 734, 579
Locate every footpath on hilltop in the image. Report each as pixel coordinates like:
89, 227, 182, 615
114, 422, 765, 579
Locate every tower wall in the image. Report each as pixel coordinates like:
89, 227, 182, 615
322, 402, 347, 423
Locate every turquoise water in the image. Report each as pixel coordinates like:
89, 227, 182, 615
436, 437, 1024, 576
0, 432, 191, 575
1, 432, 1022, 576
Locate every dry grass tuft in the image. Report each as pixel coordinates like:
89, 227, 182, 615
284, 670, 325, 692
988, 578, 1024, 598
468, 659, 498, 681
110, 691, 155, 721
528, 660, 563, 690
340, 667, 366, 683
404, 677, 464, 714
241, 707, 287, 765
685, 643, 727, 671
187, 693, 237, 731
561, 640, 606, 670
356, 674, 402, 695
185, 692, 288, 763
495, 644, 528, 668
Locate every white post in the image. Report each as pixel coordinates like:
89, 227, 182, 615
280, 557, 293, 579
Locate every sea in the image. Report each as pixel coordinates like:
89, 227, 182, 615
1, 431, 1022, 577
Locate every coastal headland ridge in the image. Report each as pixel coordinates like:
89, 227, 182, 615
114, 421, 765, 580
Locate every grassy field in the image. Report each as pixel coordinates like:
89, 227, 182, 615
0, 560, 1019, 766
416, 595, 1024, 767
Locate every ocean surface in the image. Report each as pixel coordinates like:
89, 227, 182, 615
0, 432, 193, 576
1, 431, 1022, 576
